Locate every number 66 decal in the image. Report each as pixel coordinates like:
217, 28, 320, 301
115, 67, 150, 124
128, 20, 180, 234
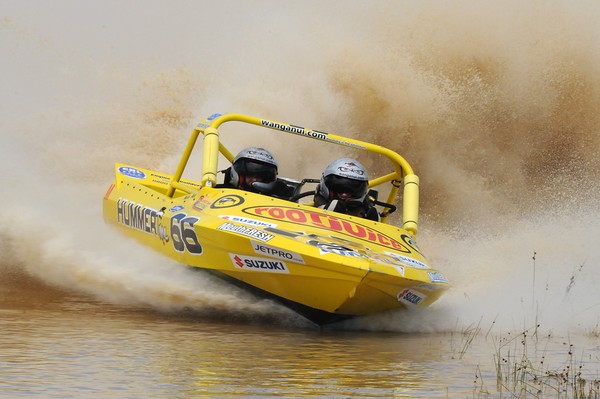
171, 213, 203, 254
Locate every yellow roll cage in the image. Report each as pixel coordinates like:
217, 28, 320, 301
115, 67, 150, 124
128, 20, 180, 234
165, 113, 420, 236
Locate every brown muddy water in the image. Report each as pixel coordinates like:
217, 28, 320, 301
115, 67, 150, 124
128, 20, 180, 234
0, 272, 600, 398
1, 267, 599, 398
2, 1, 600, 398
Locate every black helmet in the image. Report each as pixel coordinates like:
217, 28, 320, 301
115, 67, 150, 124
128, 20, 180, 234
318, 158, 369, 201
229, 147, 278, 193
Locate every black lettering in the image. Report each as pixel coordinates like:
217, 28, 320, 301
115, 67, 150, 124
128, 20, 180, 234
117, 199, 124, 223
143, 208, 151, 233
127, 202, 134, 227
131, 203, 141, 228
148, 210, 155, 234
269, 261, 282, 270
123, 201, 131, 225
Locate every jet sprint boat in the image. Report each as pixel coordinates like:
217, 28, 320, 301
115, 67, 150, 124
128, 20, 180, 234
102, 113, 449, 325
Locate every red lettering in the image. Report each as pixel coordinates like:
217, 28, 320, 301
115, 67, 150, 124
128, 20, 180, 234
268, 207, 285, 219
327, 216, 342, 231
286, 209, 307, 223
391, 240, 407, 251
245, 206, 410, 252
367, 230, 377, 241
308, 212, 343, 232
342, 221, 367, 238
308, 212, 327, 228
254, 207, 269, 216
377, 233, 391, 246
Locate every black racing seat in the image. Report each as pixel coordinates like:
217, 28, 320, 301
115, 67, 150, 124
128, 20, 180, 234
271, 177, 303, 200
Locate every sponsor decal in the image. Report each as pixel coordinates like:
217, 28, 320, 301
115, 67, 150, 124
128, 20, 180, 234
193, 202, 207, 211
364, 252, 397, 265
243, 206, 410, 252
261, 119, 327, 140
308, 240, 365, 258
229, 253, 289, 273
260, 120, 366, 149
337, 249, 407, 273
252, 241, 304, 264
336, 161, 365, 178
217, 222, 274, 242
196, 113, 223, 130
192, 196, 212, 211
384, 252, 429, 269
220, 215, 277, 228
401, 234, 423, 255
264, 227, 300, 238
211, 195, 245, 209
181, 180, 201, 189
170, 213, 202, 255
118, 166, 146, 179
170, 205, 184, 212
397, 289, 425, 306
117, 198, 169, 244
428, 272, 448, 284
207, 113, 222, 121
244, 148, 276, 163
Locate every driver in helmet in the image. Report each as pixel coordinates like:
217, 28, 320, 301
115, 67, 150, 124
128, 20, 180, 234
221, 146, 279, 194
314, 158, 379, 221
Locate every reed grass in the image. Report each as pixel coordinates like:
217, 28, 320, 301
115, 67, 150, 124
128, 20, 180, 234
496, 332, 599, 398
465, 326, 600, 398
586, 322, 599, 339
465, 250, 600, 398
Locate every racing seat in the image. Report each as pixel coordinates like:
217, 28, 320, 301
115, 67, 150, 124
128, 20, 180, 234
271, 178, 303, 200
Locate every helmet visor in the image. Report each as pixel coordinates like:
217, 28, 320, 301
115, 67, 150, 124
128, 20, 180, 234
325, 175, 368, 200
241, 160, 277, 182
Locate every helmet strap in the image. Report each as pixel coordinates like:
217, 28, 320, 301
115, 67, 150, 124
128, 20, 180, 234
325, 199, 339, 212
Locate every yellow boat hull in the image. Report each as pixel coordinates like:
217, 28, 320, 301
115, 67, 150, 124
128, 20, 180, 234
103, 163, 449, 324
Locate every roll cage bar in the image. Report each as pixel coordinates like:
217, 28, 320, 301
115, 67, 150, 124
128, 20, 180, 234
165, 113, 420, 236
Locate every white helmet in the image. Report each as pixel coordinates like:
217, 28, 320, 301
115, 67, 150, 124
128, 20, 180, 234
229, 147, 278, 193
317, 158, 369, 201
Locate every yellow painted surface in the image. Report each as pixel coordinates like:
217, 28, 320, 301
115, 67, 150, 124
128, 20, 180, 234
102, 113, 449, 319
